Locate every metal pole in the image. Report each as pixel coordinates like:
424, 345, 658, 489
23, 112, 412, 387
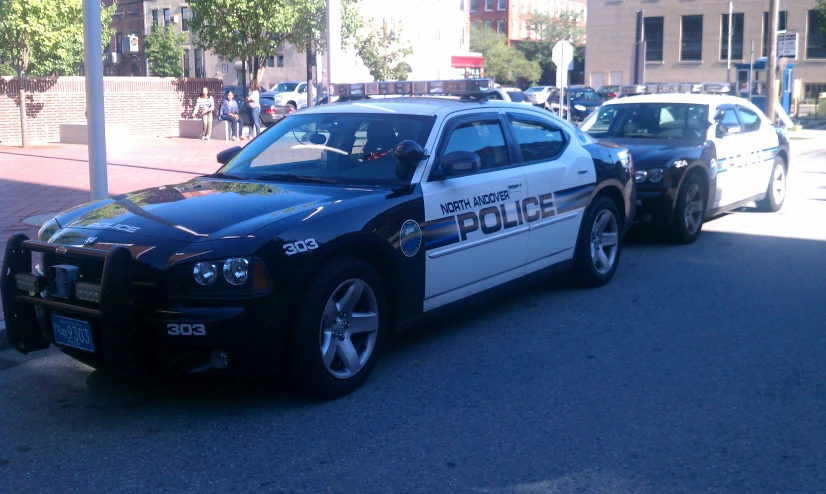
82, 0, 108, 200
306, 43, 314, 108
326, 0, 342, 96
766, 0, 779, 121
17, 72, 28, 148
748, 40, 754, 103
726, 1, 733, 83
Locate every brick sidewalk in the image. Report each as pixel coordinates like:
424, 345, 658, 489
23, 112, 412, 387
0, 137, 245, 321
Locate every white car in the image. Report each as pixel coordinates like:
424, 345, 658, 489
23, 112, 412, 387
489, 87, 532, 105
524, 86, 555, 106
267, 82, 321, 110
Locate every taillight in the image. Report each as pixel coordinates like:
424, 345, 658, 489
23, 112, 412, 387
265, 107, 275, 114
288, 106, 294, 113
608, 93, 616, 99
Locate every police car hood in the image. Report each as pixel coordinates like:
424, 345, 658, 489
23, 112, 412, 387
600, 138, 704, 170
54, 178, 379, 243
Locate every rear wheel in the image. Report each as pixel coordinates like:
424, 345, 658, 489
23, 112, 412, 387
756, 157, 787, 212
571, 195, 622, 288
669, 174, 705, 244
287, 257, 386, 400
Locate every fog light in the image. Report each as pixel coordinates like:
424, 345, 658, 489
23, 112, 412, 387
210, 350, 229, 370
648, 168, 664, 183
75, 282, 101, 303
634, 170, 647, 183
193, 262, 218, 285
223, 258, 249, 285
15, 273, 40, 293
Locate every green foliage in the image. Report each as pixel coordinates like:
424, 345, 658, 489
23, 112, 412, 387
144, 25, 187, 77
288, 0, 364, 53
0, 0, 113, 77
514, 9, 584, 85
469, 27, 541, 86
818, 0, 826, 42
355, 20, 413, 81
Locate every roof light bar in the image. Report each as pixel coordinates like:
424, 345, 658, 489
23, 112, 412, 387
329, 78, 495, 98
619, 82, 732, 96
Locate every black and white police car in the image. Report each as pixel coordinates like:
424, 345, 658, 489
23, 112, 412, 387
580, 90, 790, 243
1, 79, 635, 398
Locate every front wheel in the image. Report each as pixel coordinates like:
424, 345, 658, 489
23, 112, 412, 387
756, 157, 787, 212
669, 174, 705, 244
571, 195, 622, 288
287, 257, 386, 400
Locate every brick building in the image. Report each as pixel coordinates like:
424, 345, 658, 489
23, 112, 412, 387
585, 0, 826, 105
468, 0, 586, 45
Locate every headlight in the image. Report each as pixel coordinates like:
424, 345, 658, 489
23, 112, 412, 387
193, 262, 219, 285
223, 258, 249, 285
634, 170, 647, 183
647, 168, 665, 183
574, 104, 587, 111
38, 217, 61, 242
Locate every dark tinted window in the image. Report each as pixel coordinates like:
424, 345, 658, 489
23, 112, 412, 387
807, 10, 826, 59
442, 121, 510, 170
737, 107, 761, 132
721, 13, 744, 60
718, 108, 740, 127
762, 11, 788, 57
271, 83, 298, 92
644, 17, 664, 62
510, 120, 566, 162
569, 90, 601, 101
581, 103, 709, 140
681, 15, 703, 61
507, 91, 525, 102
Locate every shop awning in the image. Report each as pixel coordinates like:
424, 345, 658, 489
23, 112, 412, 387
451, 54, 484, 69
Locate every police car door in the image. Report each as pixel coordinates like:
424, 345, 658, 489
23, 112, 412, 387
504, 111, 594, 271
420, 112, 529, 311
712, 105, 748, 209
736, 104, 777, 198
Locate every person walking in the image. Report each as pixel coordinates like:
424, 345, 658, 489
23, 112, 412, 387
219, 90, 241, 141
245, 80, 261, 140
192, 87, 215, 140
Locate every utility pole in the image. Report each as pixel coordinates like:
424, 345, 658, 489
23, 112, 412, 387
726, 1, 733, 83
82, 0, 109, 200
765, 0, 779, 121
326, 0, 341, 97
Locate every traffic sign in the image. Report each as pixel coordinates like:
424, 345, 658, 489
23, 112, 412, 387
778, 33, 798, 59
552, 40, 574, 70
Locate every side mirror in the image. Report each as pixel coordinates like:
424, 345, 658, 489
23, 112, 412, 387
394, 140, 425, 181
439, 151, 481, 177
216, 146, 242, 164
713, 109, 726, 122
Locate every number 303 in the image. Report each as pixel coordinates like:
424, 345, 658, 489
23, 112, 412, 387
283, 238, 318, 256
167, 323, 205, 336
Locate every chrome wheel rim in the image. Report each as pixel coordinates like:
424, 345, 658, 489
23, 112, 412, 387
683, 184, 703, 235
319, 278, 379, 379
771, 164, 786, 205
590, 210, 619, 275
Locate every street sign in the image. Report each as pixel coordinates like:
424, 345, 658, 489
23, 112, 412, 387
551, 40, 574, 70
778, 33, 798, 59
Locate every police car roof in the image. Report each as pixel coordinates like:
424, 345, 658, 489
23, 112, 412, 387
297, 96, 533, 117
605, 93, 744, 107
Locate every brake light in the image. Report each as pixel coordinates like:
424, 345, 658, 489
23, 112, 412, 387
265, 107, 276, 114
608, 93, 616, 99
288, 106, 294, 113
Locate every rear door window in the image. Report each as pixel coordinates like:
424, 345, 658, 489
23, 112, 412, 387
441, 120, 511, 171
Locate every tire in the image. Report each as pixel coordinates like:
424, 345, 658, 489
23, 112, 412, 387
288, 102, 297, 111
571, 195, 622, 288
756, 157, 787, 212
669, 174, 705, 245
287, 257, 387, 400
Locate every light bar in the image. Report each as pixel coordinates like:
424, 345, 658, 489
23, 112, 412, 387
74, 281, 102, 303
15, 273, 41, 293
329, 78, 495, 98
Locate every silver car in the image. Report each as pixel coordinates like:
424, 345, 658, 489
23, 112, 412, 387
524, 86, 555, 106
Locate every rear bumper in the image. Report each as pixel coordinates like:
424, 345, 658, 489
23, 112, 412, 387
0, 235, 284, 377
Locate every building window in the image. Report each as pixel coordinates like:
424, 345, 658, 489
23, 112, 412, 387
470, 0, 476, 13
485, 20, 493, 30
681, 15, 703, 61
807, 10, 826, 59
485, 0, 492, 12
183, 49, 190, 77
163, 8, 170, 26
721, 13, 744, 60
277, 55, 284, 67
497, 0, 505, 10
126, 3, 138, 15
497, 19, 505, 33
194, 48, 202, 77
116, 32, 123, 53
181, 7, 190, 31
267, 55, 275, 67
152, 9, 158, 26
643, 16, 664, 62
803, 83, 826, 103
762, 11, 788, 57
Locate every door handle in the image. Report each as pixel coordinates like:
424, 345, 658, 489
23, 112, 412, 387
578, 168, 588, 175
507, 180, 523, 191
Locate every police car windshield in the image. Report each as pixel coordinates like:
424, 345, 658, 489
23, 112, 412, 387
580, 103, 709, 140
220, 113, 436, 186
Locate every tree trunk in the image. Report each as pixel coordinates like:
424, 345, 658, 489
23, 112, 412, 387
17, 71, 28, 148
306, 43, 314, 108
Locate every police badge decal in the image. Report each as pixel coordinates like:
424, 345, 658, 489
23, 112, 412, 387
399, 220, 422, 257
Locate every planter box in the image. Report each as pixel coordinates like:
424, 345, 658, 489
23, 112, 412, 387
59, 123, 130, 145
179, 118, 230, 140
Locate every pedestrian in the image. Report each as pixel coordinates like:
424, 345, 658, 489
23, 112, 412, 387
219, 90, 241, 141
245, 80, 261, 140
192, 87, 214, 140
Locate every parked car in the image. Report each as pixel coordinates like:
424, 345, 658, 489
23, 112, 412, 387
596, 85, 621, 101
546, 86, 603, 122
268, 81, 323, 110
488, 87, 532, 105
580, 93, 790, 244
259, 92, 293, 125
524, 86, 555, 106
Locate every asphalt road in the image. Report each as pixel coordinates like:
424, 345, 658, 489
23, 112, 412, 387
1, 140, 825, 493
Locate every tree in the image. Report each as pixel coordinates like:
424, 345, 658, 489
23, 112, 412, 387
515, 9, 585, 85
355, 20, 413, 81
0, 0, 113, 146
469, 27, 541, 86
818, 0, 826, 41
144, 25, 188, 77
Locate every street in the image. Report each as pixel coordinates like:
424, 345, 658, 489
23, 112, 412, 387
1, 137, 825, 493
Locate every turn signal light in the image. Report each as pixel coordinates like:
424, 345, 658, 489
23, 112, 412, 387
15, 273, 41, 293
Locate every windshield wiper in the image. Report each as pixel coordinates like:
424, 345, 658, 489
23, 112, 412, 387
203, 172, 249, 180
253, 173, 339, 184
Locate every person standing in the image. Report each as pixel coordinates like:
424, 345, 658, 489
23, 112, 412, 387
219, 90, 241, 141
192, 87, 214, 140
245, 80, 261, 140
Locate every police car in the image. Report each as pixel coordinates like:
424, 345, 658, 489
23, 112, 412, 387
579, 88, 790, 243
1, 79, 635, 399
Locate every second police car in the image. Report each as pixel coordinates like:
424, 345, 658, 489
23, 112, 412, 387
580, 86, 790, 244
1, 79, 635, 399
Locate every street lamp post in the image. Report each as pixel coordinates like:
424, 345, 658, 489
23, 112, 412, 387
82, 0, 108, 200
726, 1, 733, 83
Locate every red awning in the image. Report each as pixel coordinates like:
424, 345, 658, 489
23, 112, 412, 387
451, 55, 484, 69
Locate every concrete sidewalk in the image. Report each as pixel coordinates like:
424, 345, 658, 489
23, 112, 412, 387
0, 136, 245, 324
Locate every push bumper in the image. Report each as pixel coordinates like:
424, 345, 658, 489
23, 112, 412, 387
0, 235, 283, 376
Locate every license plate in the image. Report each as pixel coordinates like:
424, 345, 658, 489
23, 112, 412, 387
52, 315, 95, 353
